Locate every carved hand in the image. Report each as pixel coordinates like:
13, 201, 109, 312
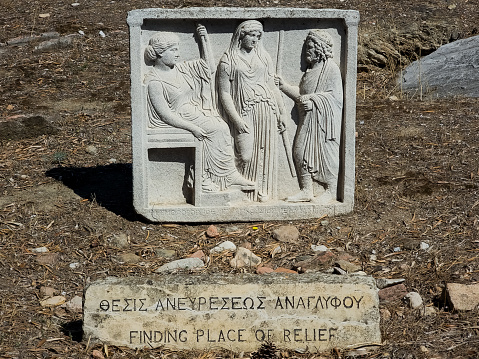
236, 120, 250, 134
191, 126, 207, 141
299, 95, 313, 112
196, 24, 207, 38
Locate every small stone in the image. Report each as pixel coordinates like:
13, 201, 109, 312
370, 254, 377, 261
155, 249, 176, 258
379, 284, 408, 302
335, 259, 361, 273
355, 271, 368, 276
39, 13, 50, 18
188, 250, 206, 259
270, 245, 282, 257
92, 350, 105, 359
39, 286, 56, 298
311, 244, 328, 252
156, 258, 204, 273
376, 278, 406, 289
447, 3, 457, 10
115, 253, 141, 264
393, 247, 401, 252
40, 295, 66, 307
388, 95, 399, 101
404, 291, 423, 309
320, 220, 329, 226
420, 242, 430, 250
273, 267, 297, 274
36, 253, 60, 266
419, 346, 429, 353
69, 262, 80, 269
230, 247, 261, 268
295, 251, 335, 272
78, 30, 85, 36
210, 240, 236, 254
272, 225, 300, 243
206, 224, 220, 238
421, 306, 437, 317
85, 145, 98, 155
31, 246, 49, 253
99, 30, 106, 38
65, 295, 83, 313
443, 283, 479, 311
336, 252, 356, 262
379, 308, 391, 321
240, 241, 252, 250
256, 266, 274, 274
71, 2, 80, 6
107, 233, 129, 249
333, 267, 347, 275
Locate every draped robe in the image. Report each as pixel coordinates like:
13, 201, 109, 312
144, 59, 237, 191
295, 59, 343, 186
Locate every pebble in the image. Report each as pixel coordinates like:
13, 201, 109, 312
379, 308, 391, 320
256, 266, 274, 274
333, 267, 347, 275
420, 242, 430, 250
335, 259, 361, 273
420, 306, 437, 317
376, 278, 406, 289
311, 244, 329, 252
31, 246, 49, 253
378, 284, 408, 302
156, 258, 204, 273
99, 30, 106, 38
115, 253, 141, 264
273, 267, 297, 274
210, 240, 236, 254
270, 245, 282, 257
155, 249, 176, 258
295, 251, 335, 272
85, 145, 98, 155
188, 250, 206, 260
393, 247, 401, 252
107, 232, 129, 249
71, 3, 80, 6
34, 37, 73, 53
78, 30, 85, 36
40, 295, 66, 307
404, 291, 423, 309
65, 295, 83, 313
92, 350, 105, 359
39, 286, 56, 298
36, 253, 60, 266
206, 224, 220, 238
230, 247, 261, 268
320, 220, 329, 226
69, 262, 80, 269
272, 225, 300, 243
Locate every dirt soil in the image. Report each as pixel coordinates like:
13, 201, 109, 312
1, 1, 479, 358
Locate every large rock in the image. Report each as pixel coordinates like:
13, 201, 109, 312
400, 35, 479, 98
443, 283, 479, 311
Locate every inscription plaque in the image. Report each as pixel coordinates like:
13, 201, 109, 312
83, 274, 380, 351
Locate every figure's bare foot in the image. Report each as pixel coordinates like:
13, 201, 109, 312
286, 189, 313, 202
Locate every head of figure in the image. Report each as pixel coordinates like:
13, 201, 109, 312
237, 20, 263, 52
305, 30, 333, 64
144, 32, 180, 68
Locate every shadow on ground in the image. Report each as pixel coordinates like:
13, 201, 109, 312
61, 320, 83, 342
46, 163, 142, 222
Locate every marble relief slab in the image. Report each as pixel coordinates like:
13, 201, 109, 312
128, 8, 359, 222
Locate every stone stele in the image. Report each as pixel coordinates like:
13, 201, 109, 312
83, 274, 380, 351
128, 8, 359, 222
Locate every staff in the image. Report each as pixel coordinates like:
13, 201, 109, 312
276, 30, 296, 178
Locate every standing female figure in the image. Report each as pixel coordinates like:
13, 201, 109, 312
144, 25, 254, 192
278, 29, 343, 203
218, 20, 288, 202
